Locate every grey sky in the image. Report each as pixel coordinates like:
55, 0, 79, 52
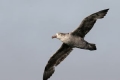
0, 0, 120, 80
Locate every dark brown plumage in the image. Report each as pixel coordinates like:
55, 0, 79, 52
43, 8, 109, 80
43, 44, 72, 80
72, 9, 109, 38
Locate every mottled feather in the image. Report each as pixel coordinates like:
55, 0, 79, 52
72, 9, 109, 38
43, 43, 73, 80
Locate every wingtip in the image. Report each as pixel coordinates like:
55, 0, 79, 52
104, 8, 109, 11
43, 66, 55, 80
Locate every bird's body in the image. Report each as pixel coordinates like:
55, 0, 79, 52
43, 8, 109, 80
57, 33, 96, 50
58, 33, 82, 47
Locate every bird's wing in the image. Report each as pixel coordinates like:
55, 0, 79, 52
71, 9, 109, 38
43, 43, 73, 80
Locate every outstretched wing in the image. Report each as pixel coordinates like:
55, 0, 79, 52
43, 43, 73, 80
72, 9, 109, 38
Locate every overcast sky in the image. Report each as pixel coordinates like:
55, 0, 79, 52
0, 0, 120, 80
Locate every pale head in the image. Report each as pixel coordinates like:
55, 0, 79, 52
52, 33, 66, 39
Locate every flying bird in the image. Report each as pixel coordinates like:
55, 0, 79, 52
43, 9, 109, 80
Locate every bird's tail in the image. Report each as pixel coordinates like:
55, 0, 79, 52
86, 43, 97, 51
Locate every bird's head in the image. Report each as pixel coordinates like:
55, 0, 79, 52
52, 33, 66, 39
